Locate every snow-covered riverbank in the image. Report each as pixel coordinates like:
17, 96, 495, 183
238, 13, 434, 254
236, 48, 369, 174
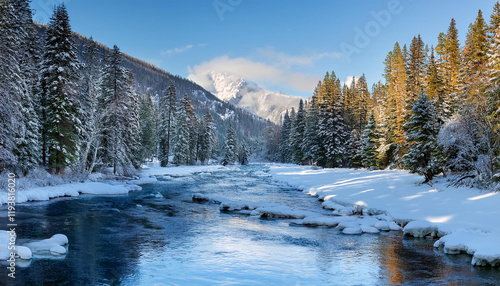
268, 164, 500, 267
0, 163, 225, 205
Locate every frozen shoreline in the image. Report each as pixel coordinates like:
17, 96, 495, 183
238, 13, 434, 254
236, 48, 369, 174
0, 163, 226, 205
267, 164, 500, 267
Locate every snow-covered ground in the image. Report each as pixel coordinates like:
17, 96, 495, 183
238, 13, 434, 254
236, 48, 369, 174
268, 164, 500, 267
0, 163, 228, 205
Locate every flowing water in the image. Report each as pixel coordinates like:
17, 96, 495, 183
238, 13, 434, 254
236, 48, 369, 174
2, 164, 500, 285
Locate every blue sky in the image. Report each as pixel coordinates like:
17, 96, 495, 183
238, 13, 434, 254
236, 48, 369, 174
32, 0, 498, 98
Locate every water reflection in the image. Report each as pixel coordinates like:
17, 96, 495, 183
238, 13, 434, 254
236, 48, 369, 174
1, 165, 499, 285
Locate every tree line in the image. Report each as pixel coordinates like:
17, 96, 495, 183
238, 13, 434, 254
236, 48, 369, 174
0, 1, 247, 177
272, 3, 500, 187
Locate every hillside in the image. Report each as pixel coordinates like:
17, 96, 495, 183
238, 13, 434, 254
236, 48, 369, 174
35, 24, 270, 152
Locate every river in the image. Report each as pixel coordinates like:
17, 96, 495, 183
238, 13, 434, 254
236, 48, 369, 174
2, 164, 500, 285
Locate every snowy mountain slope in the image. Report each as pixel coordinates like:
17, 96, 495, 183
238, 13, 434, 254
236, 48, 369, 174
192, 72, 303, 123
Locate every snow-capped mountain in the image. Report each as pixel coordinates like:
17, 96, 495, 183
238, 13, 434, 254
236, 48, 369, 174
192, 72, 303, 123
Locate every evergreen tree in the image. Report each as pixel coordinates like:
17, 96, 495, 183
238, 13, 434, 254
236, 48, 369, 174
406, 34, 427, 113
98, 45, 139, 174
173, 101, 190, 165
222, 122, 238, 165
353, 74, 371, 132
348, 129, 363, 167
79, 37, 101, 173
179, 93, 198, 165
158, 81, 177, 166
198, 110, 218, 165
361, 113, 379, 168
426, 46, 450, 122
403, 93, 441, 183
239, 143, 250, 165
41, 4, 81, 173
290, 99, 306, 164
139, 94, 158, 162
383, 42, 408, 164
302, 94, 320, 165
279, 110, 292, 162
461, 10, 489, 108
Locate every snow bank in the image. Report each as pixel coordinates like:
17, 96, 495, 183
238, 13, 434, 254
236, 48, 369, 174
129, 176, 158, 185
269, 164, 500, 266
434, 231, 500, 266
0, 231, 67, 262
141, 162, 224, 177
250, 206, 318, 219
0, 182, 142, 205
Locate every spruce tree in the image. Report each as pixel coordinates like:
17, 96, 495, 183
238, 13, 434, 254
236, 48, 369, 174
290, 99, 306, 164
173, 102, 190, 166
302, 94, 320, 165
98, 45, 139, 174
222, 122, 238, 165
158, 81, 177, 166
403, 93, 441, 183
41, 4, 81, 173
139, 94, 158, 162
239, 143, 250, 165
279, 110, 292, 163
198, 110, 218, 165
361, 113, 379, 168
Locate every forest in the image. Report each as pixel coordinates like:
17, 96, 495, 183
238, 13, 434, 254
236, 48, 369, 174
0, 1, 263, 177
271, 3, 500, 188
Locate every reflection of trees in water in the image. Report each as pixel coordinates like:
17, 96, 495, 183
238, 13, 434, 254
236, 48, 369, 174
376, 232, 454, 284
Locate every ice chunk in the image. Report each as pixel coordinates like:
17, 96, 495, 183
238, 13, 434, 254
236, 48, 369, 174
129, 176, 158, 185
403, 221, 438, 237
50, 245, 66, 255
343, 227, 363, 235
361, 225, 380, 234
16, 246, 32, 260
374, 221, 390, 231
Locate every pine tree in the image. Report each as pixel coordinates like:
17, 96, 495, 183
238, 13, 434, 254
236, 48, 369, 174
239, 143, 250, 165
436, 18, 461, 111
158, 81, 177, 166
198, 110, 218, 165
403, 93, 441, 183
361, 113, 379, 168
279, 110, 292, 162
222, 122, 238, 165
139, 94, 158, 162
353, 74, 371, 132
79, 37, 102, 174
461, 10, 489, 108
426, 46, 450, 122
406, 34, 427, 113
0, 0, 21, 171
348, 129, 363, 167
178, 93, 198, 165
41, 4, 81, 173
302, 93, 320, 165
173, 101, 190, 166
290, 99, 306, 164
383, 42, 408, 164
98, 45, 139, 174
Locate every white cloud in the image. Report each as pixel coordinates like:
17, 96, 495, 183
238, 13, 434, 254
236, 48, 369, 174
343, 75, 358, 87
161, 44, 194, 56
187, 55, 321, 92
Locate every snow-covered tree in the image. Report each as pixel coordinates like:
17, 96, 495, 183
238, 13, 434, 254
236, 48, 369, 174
139, 94, 158, 162
98, 45, 139, 174
222, 122, 238, 165
348, 129, 362, 168
41, 4, 81, 173
239, 143, 250, 165
361, 113, 379, 168
279, 110, 292, 162
302, 94, 320, 165
290, 99, 306, 164
79, 37, 102, 174
158, 81, 177, 166
403, 93, 441, 183
198, 110, 218, 165
172, 103, 190, 166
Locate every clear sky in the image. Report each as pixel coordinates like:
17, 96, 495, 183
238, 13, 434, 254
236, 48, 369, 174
32, 0, 498, 98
